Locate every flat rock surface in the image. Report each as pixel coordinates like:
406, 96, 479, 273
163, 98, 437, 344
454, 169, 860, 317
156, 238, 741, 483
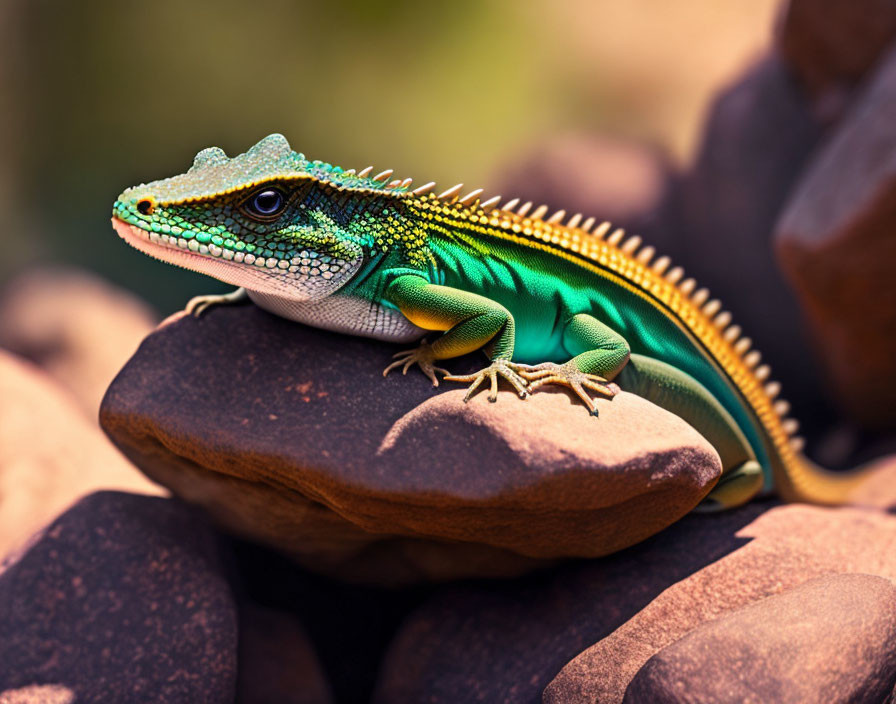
0, 350, 160, 560
100, 305, 722, 584
776, 44, 896, 429
0, 491, 237, 704
373, 502, 896, 704
624, 573, 896, 704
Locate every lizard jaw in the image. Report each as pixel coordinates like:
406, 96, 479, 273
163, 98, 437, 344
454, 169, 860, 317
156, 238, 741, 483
111, 218, 358, 301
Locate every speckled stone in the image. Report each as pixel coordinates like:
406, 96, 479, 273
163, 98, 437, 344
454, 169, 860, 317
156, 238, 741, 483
0, 491, 237, 704
623, 573, 896, 704
100, 304, 722, 585
544, 504, 896, 703
373, 503, 896, 704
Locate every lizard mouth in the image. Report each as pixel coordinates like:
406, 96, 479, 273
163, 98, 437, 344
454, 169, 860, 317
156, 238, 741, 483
111, 218, 359, 300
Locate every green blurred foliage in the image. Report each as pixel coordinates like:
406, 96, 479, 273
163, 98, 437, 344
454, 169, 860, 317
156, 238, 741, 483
3, 0, 774, 312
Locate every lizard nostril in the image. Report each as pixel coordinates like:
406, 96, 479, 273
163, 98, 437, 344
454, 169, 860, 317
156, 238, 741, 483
136, 198, 155, 216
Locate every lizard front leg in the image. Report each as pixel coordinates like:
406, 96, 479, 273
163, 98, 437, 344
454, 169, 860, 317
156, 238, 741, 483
516, 313, 630, 413
382, 274, 528, 400
185, 287, 250, 316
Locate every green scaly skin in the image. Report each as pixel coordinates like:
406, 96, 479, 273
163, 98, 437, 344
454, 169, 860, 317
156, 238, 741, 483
112, 134, 874, 511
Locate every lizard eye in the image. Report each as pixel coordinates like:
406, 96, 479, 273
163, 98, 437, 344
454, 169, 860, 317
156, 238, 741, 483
244, 188, 286, 218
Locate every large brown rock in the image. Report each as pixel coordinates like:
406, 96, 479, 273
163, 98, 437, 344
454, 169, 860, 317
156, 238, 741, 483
544, 504, 896, 704
776, 44, 896, 430
776, 0, 896, 108
623, 573, 896, 704
0, 350, 160, 560
0, 492, 238, 703
0, 266, 157, 417
372, 502, 896, 704
100, 305, 722, 585
846, 454, 896, 510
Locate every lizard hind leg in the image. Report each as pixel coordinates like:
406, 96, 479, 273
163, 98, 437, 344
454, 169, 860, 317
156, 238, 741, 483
515, 313, 630, 413
518, 361, 620, 414
694, 460, 764, 512
617, 354, 764, 509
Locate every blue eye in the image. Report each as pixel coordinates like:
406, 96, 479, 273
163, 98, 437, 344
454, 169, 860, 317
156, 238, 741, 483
248, 189, 285, 217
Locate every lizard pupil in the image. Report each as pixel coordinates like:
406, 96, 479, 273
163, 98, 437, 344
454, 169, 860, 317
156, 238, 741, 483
251, 189, 284, 216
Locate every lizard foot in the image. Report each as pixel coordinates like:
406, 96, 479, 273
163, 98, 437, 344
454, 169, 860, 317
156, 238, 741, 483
383, 340, 452, 387
444, 360, 530, 403
514, 361, 619, 414
185, 287, 249, 317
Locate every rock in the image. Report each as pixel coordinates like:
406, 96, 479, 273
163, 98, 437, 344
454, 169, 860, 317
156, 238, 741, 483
623, 573, 896, 704
0, 491, 238, 703
0, 266, 157, 417
231, 540, 425, 703
677, 55, 830, 436
0, 350, 160, 560
236, 603, 332, 704
100, 305, 721, 585
775, 44, 896, 430
775, 0, 896, 111
489, 133, 676, 250
845, 454, 896, 509
372, 503, 896, 704
372, 504, 767, 704
0, 685, 75, 704
543, 504, 896, 703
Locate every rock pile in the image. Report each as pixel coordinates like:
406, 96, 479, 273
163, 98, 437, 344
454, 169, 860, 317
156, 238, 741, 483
3, 1, 896, 700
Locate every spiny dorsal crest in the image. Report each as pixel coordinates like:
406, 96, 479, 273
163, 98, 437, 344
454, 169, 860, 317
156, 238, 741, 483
394, 168, 804, 447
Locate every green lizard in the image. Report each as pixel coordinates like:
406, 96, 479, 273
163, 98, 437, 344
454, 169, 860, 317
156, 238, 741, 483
112, 134, 872, 510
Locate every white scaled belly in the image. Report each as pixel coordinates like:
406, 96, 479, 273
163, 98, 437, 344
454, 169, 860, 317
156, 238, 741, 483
246, 290, 428, 343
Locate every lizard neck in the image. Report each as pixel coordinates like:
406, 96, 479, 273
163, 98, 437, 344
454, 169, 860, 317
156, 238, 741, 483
246, 289, 427, 342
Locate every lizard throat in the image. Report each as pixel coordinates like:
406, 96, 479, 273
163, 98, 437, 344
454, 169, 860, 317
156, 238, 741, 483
111, 218, 361, 301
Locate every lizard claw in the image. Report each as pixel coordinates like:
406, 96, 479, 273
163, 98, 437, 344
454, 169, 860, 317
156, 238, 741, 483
444, 359, 530, 402
185, 288, 249, 317
513, 361, 619, 414
383, 340, 451, 387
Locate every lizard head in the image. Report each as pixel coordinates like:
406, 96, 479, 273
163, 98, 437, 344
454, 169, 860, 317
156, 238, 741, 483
112, 134, 423, 302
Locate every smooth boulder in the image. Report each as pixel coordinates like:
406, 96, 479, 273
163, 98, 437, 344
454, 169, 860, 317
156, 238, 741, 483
0, 492, 238, 704
373, 502, 896, 704
623, 573, 896, 704
100, 305, 722, 584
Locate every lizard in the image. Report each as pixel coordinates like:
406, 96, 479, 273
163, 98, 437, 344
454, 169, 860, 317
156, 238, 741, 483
111, 133, 873, 510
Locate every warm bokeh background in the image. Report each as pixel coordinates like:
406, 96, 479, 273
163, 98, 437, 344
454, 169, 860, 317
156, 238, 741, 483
0, 0, 777, 312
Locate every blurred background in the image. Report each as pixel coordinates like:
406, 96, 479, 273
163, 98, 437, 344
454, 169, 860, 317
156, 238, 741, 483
1, 0, 777, 311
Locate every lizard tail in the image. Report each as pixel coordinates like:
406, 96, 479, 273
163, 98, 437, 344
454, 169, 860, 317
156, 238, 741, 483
774, 452, 873, 505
